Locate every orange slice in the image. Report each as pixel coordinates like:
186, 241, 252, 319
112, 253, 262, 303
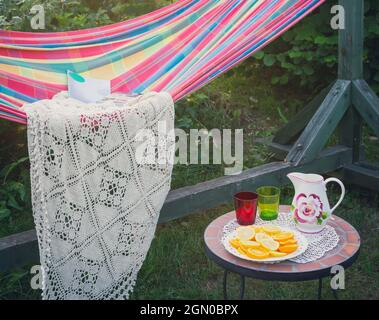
262, 225, 282, 234
255, 232, 272, 243
246, 248, 270, 259
229, 239, 241, 250
272, 232, 294, 241
237, 247, 247, 256
240, 240, 261, 248
269, 251, 287, 257
259, 238, 280, 251
278, 244, 298, 254
251, 225, 264, 233
279, 239, 297, 246
236, 226, 256, 241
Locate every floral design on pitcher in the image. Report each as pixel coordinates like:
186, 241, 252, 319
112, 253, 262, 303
293, 193, 328, 225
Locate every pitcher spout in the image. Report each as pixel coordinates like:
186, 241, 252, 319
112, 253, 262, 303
287, 172, 323, 185
287, 172, 307, 186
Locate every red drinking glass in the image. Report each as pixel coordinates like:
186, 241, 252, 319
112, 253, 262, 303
234, 192, 258, 225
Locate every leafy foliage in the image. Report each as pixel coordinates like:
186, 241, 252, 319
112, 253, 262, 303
0, 122, 31, 225
0, 0, 173, 31
253, 0, 379, 94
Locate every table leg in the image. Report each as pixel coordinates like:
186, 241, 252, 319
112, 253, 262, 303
223, 270, 245, 300
317, 278, 323, 300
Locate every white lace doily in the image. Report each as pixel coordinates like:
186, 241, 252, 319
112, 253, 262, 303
222, 212, 339, 264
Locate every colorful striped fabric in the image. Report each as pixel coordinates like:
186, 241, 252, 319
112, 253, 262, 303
0, 0, 325, 124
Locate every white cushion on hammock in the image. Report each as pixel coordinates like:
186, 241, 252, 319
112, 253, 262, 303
67, 70, 111, 103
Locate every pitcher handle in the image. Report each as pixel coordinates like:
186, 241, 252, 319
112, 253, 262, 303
324, 177, 345, 214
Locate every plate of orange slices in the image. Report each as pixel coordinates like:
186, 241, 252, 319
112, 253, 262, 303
222, 224, 308, 263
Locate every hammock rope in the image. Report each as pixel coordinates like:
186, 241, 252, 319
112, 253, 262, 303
0, 0, 325, 124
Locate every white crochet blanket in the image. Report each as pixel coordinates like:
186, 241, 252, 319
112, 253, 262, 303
23, 91, 175, 300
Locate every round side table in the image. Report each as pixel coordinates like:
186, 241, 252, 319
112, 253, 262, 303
204, 205, 360, 300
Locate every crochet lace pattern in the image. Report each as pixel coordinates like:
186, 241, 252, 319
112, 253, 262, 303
24, 91, 174, 299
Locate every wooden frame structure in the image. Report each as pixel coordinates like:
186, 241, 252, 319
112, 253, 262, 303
0, 0, 378, 273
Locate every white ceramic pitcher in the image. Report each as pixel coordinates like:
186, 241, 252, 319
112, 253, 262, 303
287, 172, 345, 233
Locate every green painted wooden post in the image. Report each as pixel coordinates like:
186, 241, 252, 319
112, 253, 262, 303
338, 0, 364, 80
338, 107, 363, 162
338, 0, 364, 162
275, 0, 366, 163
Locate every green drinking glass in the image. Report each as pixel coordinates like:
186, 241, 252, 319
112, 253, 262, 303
257, 186, 280, 221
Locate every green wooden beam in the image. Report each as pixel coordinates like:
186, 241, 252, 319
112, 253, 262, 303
338, 106, 364, 162
338, 0, 364, 80
352, 80, 379, 138
0, 146, 353, 272
342, 163, 379, 192
272, 84, 333, 145
0, 230, 39, 273
286, 80, 351, 166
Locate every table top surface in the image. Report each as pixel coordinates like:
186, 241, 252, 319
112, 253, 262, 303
204, 205, 360, 281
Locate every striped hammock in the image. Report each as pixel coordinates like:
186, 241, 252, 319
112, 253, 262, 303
0, 0, 325, 124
